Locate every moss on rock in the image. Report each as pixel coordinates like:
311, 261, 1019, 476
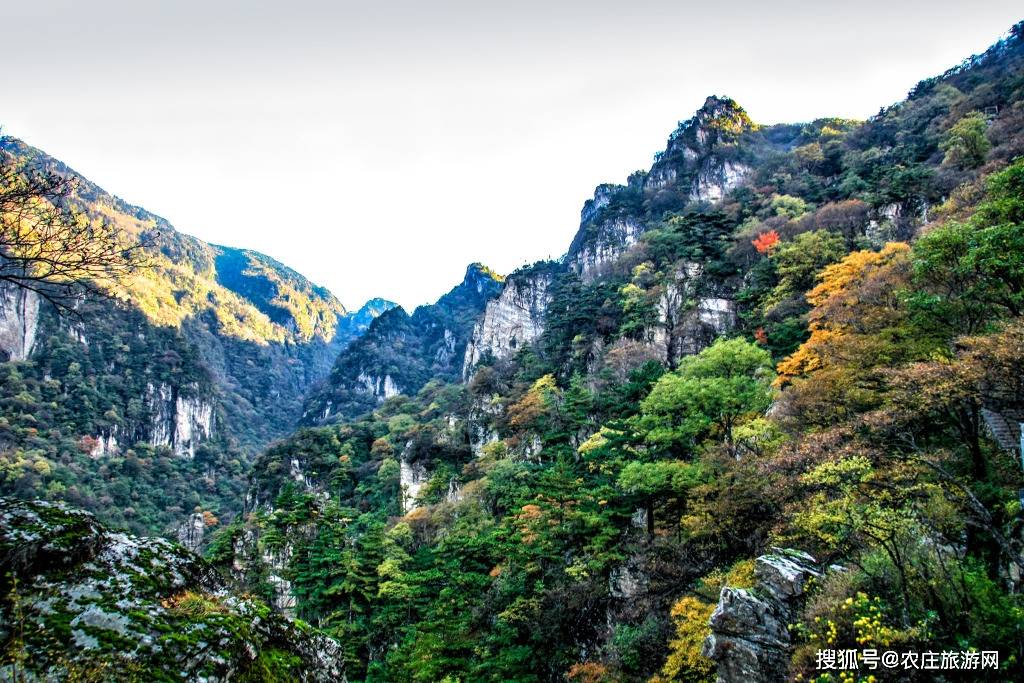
0, 497, 344, 682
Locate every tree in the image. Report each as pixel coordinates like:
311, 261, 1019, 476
813, 199, 870, 247
777, 242, 914, 385
751, 230, 779, 254
638, 338, 774, 457
912, 159, 1024, 328
764, 229, 846, 311
769, 194, 809, 219
941, 112, 991, 169
1, 150, 145, 311
617, 459, 703, 536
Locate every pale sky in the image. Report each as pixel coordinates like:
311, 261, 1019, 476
1, 1, 1020, 310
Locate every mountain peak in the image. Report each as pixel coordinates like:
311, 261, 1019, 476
698, 94, 745, 116
462, 262, 505, 290
355, 297, 397, 316
672, 95, 754, 147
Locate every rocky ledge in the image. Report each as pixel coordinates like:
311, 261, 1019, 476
702, 549, 822, 683
0, 497, 344, 682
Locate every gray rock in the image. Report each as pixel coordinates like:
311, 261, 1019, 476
0, 496, 345, 682
703, 549, 822, 683
707, 588, 789, 647
0, 280, 39, 362
755, 550, 821, 601
463, 269, 553, 378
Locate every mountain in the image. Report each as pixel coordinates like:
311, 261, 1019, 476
0, 137, 393, 539
217, 20, 1024, 683
301, 262, 504, 423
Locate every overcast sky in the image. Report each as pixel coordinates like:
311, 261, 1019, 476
2, 1, 1021, 310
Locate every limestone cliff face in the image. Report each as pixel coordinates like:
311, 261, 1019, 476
693, 159, 750, 202
463, 265, 556, 378
400, 440, 428, 514
357, 371, 402, 401
567, 178, 648, 279
176, 510, 206, 553
145, 382, 215, 458
0, 281, 39, 362
649, 262, 736, 366
231, 525, 305, 615
571, 214, 645, 279
84, 381, 215, 460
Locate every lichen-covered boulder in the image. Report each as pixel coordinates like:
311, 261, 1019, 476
701, 549, 822, 683
0, 497, 345, 682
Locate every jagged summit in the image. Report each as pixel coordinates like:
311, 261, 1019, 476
302, 261, 505, 422
460, 262, 506, 294
566, 96, 760, 278
644, 94, 757, 203
665, 95, 754, 149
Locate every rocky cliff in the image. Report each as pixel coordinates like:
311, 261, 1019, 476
146, 382, 216, 458
0, 280, 38, 362
303, 263, 504, 424
644, 95, 755, 204
87, 380, 217, 459
649, 262, 737, 367
563, 96, 769, 283
462, 262, 558, 378
567, 176, 647, 279
703, 550, 823, 683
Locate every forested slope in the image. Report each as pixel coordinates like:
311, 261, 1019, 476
217, 21, 1024, 682
0, 138, 392, 538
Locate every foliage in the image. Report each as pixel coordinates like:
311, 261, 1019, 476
941, 111, 991, 168
751, 230, 779, 254
638, 338, 774, 455
10, 21, 1024, 683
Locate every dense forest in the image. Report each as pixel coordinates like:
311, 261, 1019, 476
3, 18, 1024, 683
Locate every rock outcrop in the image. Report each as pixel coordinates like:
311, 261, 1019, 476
693, 159, 750, 203
176, 510, 207, 553
400, 444, 428, 514
0, 281, 39, 362
571, 214, 645, 279
357, 371, 402, 401
0, 497, 344, 682
87, 431, 120, 458
565, 173, 649, 280
147, 382, 215, 458
463, 265, 555, 378
646, 262, 736, 366
644, 95, 754, 206
702, 549, 822, 683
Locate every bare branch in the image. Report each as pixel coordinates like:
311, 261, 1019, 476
0, 150, 149, 314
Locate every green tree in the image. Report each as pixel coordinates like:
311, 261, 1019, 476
638, 338, 775, 457
941, 111, 990, 168
618, 459, 703, 536
765, 229, 847, 310
913, 159, 1024, 327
